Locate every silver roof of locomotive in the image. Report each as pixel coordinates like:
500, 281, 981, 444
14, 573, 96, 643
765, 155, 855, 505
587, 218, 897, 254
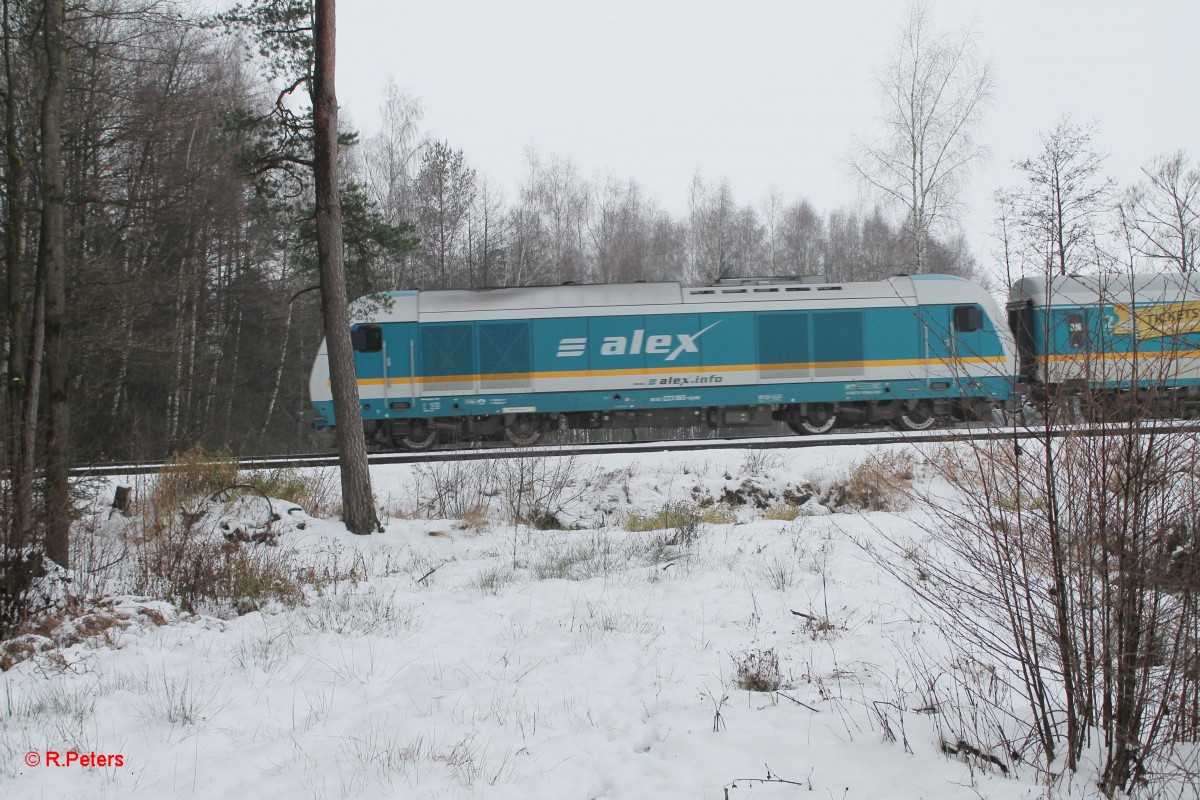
350, 274, 987, 324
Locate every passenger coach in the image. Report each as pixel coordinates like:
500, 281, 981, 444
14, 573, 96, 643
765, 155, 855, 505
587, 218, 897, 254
310, 274, 1017, 449
1008, 273, 1200, 415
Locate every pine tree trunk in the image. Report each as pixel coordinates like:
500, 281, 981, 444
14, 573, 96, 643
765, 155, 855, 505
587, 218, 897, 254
313, 0, 377, 534
39, 0, 69, 567
3, 0, 31, 552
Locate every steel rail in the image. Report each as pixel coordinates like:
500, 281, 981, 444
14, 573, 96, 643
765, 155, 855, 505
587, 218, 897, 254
68, 421, 1200, 477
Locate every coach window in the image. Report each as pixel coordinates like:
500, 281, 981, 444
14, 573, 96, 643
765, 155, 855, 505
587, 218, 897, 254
351, 324, 383, 353
1067, 313, 1086, 349
953, 305, 984, 333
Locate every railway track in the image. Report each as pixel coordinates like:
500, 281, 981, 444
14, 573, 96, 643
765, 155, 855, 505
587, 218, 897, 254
69, 420, 1200, 477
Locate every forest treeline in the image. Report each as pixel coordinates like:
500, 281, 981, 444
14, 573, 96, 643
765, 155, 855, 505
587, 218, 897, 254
0, 1, 978, 462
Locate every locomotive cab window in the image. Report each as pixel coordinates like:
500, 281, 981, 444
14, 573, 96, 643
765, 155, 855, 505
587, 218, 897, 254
351, 324, 383, 353
953, 305, 984, 333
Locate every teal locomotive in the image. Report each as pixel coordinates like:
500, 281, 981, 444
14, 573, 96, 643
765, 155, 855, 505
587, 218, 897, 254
310, 274, 1017, 450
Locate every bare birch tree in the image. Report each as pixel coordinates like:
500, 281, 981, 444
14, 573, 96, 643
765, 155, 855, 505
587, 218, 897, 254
687, 173, 762, 283
466, 176, 507, 287
849, 0, 993, 273
1002, 118, 1115, 278
778, 199, 825, 278
362, 81, 423, 287
591, 176, 656, 284
1123, 150, 1199, 274
518, 150, 590, 283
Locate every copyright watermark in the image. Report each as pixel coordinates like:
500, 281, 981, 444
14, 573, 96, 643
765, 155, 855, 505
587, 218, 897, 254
24, 750, 125, 768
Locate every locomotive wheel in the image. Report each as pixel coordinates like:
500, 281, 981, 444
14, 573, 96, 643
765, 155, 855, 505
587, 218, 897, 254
504, 415, 543, 447
788, 405, 837, 435
896, 405, 937, 432
400, 420, 437, 451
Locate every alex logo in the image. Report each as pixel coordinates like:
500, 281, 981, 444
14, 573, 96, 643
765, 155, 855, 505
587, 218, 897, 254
556, 322, 720, 362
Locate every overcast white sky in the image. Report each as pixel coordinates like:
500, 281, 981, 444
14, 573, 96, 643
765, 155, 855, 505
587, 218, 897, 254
336, 0, 1197, 270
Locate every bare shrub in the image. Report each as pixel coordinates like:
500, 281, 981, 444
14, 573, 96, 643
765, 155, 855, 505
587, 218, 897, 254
740, 449, 786, 476
0, 549, 50, 640
133, 445, 240, 543
792, 610, 844, 641
136, 448, 336, 541
153, 444, 241, 510
134, 537, 304, 615
413, 459, 497, 520
872, 426, 1200, 795
733, 647, 783, 692
494, 454, 594, 527
119, 450, 312, 615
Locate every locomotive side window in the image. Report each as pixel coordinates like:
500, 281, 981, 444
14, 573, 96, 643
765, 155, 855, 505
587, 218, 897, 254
351, 324, 383, 353
953, 305, 984, 333
1067, 313, 1086, 349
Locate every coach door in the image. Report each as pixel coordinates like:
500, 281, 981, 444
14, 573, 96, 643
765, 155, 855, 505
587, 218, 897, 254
919, 304, 985, 383
919, 307, 954, 384
1049, 308, 1091, 385
350, 323, 386, 405
351, 322, 418, 408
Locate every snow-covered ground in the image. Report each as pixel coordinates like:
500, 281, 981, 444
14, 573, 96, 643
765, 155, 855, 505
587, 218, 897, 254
2, 442, 1061, 799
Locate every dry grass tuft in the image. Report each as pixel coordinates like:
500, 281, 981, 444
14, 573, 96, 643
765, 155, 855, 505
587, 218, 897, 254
625, 502, 697, 532
818, 450, 916, 512
247, 467, 339, 518
763, 501, 806, 521
733, 647, 784, 692
697, 503, 739, 525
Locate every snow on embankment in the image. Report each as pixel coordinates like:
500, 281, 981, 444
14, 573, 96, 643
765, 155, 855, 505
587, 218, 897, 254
1, 442, 1048, 799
